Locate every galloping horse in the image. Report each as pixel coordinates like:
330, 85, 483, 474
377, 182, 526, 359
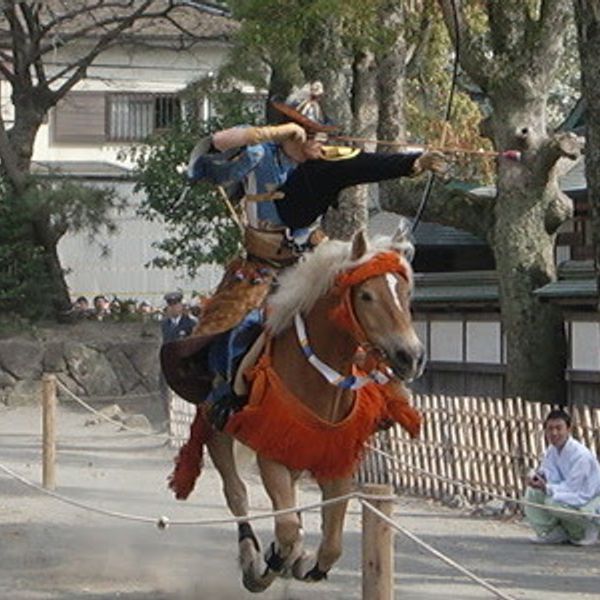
191, 227, 424, 592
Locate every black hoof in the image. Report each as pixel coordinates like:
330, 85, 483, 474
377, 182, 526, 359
238, 522, 261, 553
303, 564, 329, 582
264, 542, 286, 573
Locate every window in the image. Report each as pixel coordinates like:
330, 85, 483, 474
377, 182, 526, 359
53, 92, 106, 143
107, 93, 181, 142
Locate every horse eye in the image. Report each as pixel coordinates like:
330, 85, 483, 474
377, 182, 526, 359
359, 290, 373, 302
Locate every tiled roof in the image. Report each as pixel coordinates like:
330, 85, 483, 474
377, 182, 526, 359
534, 261, 597, 303
0, 2, 237, 42
413, 271, 499, 306
32, 161, 133, 179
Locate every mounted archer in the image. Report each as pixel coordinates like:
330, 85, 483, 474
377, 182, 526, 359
161, 82, 448, 430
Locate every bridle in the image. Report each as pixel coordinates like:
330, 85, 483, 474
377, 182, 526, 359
293, 251, 412, 390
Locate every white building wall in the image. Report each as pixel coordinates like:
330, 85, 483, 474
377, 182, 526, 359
57, 181, 223, 306
571, 321, 600, 371
466, 321, 501, 364
3, 36, 233, 306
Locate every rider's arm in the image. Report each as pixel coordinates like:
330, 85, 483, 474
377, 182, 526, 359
212, 123, 306, 151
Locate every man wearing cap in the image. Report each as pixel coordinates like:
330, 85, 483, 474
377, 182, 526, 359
161, 292, 197, 343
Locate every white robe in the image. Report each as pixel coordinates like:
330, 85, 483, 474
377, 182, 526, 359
539, 437, 600, 507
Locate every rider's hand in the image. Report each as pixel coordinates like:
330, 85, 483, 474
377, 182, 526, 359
412, 151, 450, 177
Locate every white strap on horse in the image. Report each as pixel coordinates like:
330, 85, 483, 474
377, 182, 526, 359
294, 313, 391, 390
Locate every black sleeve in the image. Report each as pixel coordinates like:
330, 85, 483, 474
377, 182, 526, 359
275, 151, 420, 229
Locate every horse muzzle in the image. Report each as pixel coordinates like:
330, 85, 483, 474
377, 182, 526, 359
388, 342, 426, 382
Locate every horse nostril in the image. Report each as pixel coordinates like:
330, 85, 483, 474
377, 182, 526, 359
395, 348, 413, 367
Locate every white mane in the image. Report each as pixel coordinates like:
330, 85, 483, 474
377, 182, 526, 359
266, 233, 414, 335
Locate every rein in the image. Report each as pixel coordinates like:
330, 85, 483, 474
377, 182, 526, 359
294, 313, 392, 390
294, 251, 410, 390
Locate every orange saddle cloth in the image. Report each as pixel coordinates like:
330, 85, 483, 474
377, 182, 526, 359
225, 352, 421, 481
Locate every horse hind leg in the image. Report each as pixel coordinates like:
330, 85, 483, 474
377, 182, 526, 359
207, 432, 274, 593
292, 477, 352, 582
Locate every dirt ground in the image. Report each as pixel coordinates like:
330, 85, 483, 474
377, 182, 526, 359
1, 403, 599, 600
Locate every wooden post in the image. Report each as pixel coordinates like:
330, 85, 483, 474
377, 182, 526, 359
42, 374, 57, 490
362, 483, 394, 600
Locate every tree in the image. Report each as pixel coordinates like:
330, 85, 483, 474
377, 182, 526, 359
0, 1, 200, 315
574, 1, 600, 309
404, 1, 579, 403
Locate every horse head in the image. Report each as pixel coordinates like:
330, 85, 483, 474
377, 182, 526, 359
334, 225, 425, 382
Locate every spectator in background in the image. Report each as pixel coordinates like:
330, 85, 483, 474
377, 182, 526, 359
159, 292, 197, 422
161, 292, 197, 342
137, 300, 153, 321
525, 409, 600, 546
92, 295, 111, 321
72, 296, 91, 318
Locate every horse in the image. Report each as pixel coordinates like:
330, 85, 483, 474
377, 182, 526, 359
182, 227, 424, 592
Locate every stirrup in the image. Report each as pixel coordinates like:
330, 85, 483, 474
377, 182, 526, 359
207, 392, 247, 430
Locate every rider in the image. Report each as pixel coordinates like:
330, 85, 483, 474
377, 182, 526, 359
161, 82, 448, 430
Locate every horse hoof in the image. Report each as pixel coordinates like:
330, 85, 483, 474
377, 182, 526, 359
303, 564, 329, 582
242, 569, 276, 594
292, 552, 328, 581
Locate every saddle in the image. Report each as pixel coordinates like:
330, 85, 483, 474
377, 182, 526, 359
160, 256, 276, 404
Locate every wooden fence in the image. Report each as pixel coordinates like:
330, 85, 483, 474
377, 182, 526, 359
359, 395, 600, 505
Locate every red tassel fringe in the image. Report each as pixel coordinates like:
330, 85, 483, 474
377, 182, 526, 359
168, 407, 213, 500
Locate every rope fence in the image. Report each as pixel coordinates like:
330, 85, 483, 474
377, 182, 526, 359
359, 394, 600, 506
4, 378, 599, 599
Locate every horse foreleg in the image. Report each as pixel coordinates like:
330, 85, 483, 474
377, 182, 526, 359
293, 477, 352, 582
207, 433, 270, 592
257, 455, 304, 575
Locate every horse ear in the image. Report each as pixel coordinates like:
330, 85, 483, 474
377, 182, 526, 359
350, 229, 368, 260
391, 218, 415, 262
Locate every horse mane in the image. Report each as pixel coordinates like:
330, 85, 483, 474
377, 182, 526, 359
267, 233, 414, 335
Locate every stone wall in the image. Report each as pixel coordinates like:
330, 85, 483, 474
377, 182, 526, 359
0, 321, 162, 413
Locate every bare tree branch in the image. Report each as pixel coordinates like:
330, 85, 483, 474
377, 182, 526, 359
17, 2, 47, 88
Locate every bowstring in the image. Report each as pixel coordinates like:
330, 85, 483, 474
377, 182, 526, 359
412, 0, 460, 233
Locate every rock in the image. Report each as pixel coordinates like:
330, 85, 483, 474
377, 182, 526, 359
471, 499, 507, 518
121, 413, 152, 431
0, 370, 16, 388
106, 346, 144, 393
56, 373, 86, 400
121, 341, 160, 382
6, 379, 42, 406
43, 342, 66, 373
443, 493, 470, 510
85, 403, 124, 426
63, 342, 122, 397
0, 340, 43, 380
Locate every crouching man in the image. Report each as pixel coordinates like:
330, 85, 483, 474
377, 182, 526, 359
525, 409, 600, 545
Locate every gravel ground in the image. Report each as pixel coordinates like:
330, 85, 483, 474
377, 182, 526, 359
1, 403, 599, 600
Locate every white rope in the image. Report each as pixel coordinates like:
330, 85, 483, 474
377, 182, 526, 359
366, 443, 600, 521
56, 380, 171, 440
360, 499, 517, 600
0, 461, 384, 527
62, 390, 160, 402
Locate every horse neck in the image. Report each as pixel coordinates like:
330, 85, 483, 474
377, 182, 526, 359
271, 294, 359, 424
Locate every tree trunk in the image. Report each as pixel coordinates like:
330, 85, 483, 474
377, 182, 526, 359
5, 104, 72, 313
376, 1, 407, 209
299, 18, 374, 239
491, 92, 569, 404
575, 1, 600, 309
323, 48, 378, 240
